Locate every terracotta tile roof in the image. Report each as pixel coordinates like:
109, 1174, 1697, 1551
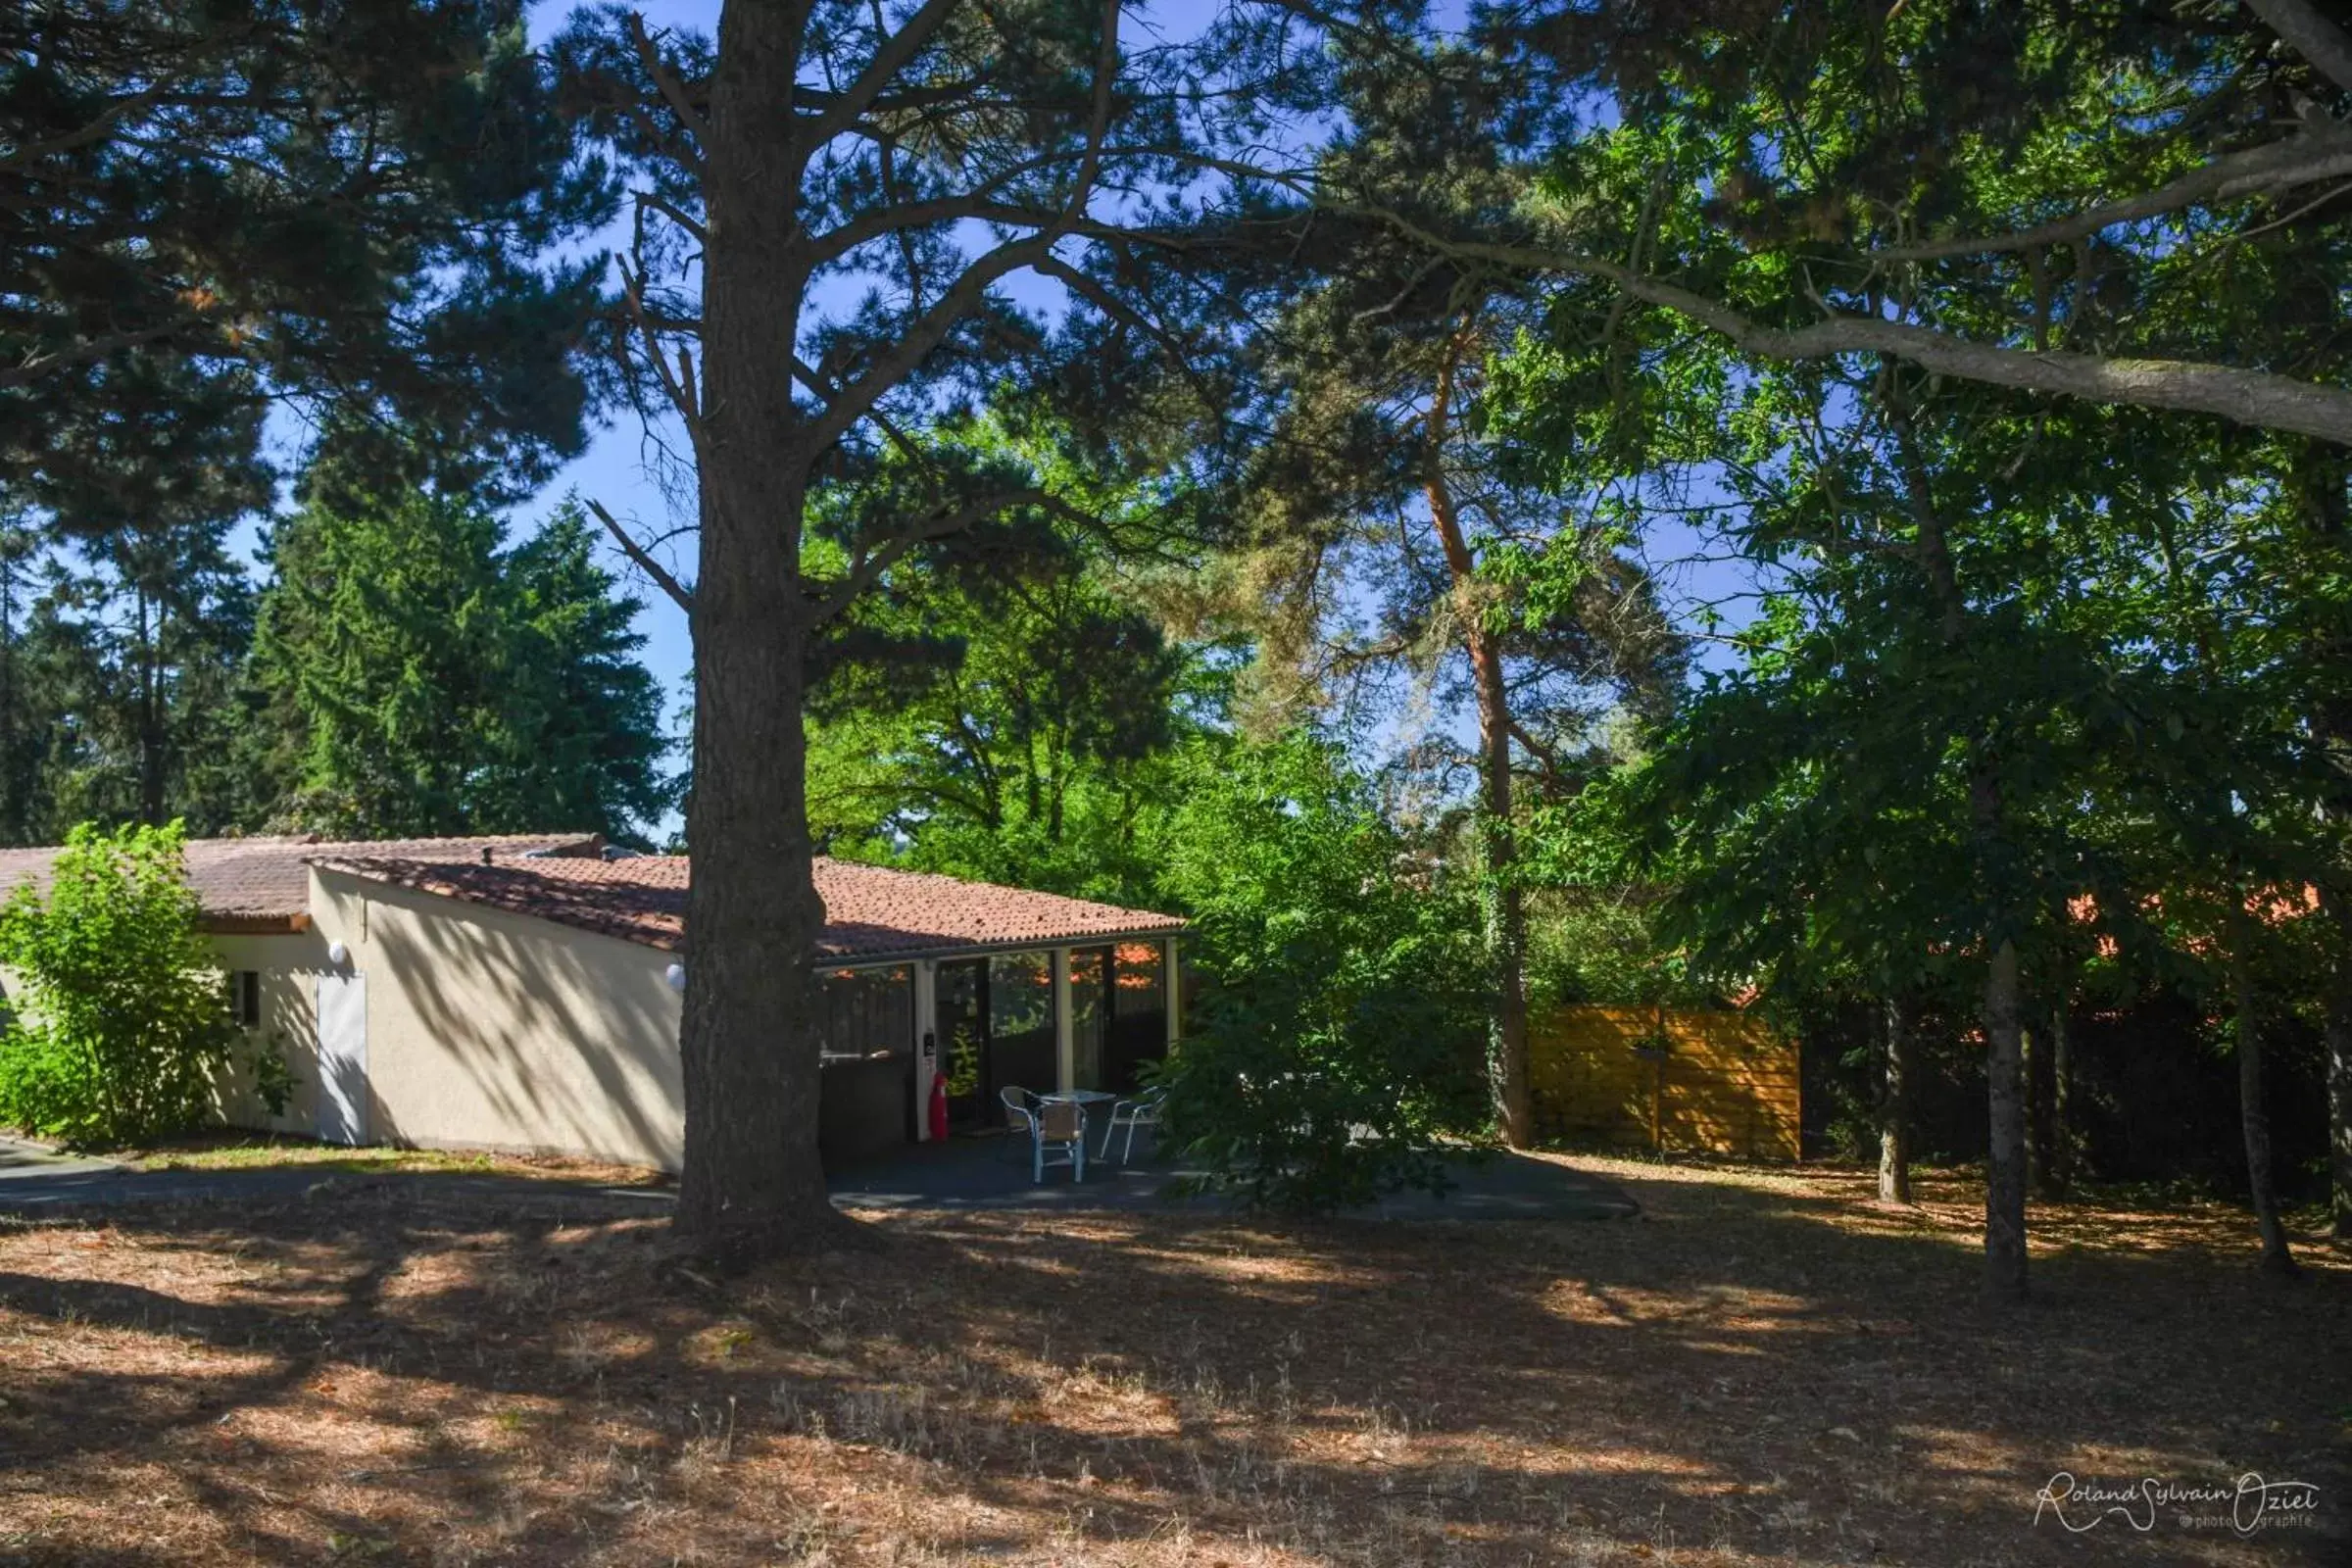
314, 854, 689, 950
313, 854, 1184, 959
0, 834, 604, 922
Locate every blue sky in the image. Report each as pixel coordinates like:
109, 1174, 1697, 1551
508, 0, 1252, 755
252, 1, 1764, 831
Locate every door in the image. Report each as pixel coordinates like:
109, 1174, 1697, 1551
316, 971, 368, 1146
934, 959, 989, 1131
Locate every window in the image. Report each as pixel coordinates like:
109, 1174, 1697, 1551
817, 966, 911, 1061
229, 970, 262, 1029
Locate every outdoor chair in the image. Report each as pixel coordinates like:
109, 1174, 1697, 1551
1100, 1087, 1166, 1164
1001, 1086, 1087, 1183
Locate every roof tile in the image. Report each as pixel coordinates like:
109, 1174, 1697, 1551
316, 853, 1183, 959
0, 834, 601, 918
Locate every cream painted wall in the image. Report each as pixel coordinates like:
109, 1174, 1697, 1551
209, 929, 335, 1136
305, 868, 686, 1170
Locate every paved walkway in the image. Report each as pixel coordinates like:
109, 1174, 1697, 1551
0, 1134, 1637, 1222
830, 1133, 1640, 1219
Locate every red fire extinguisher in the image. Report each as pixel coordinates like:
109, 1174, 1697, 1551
926, 1031, 950, 1141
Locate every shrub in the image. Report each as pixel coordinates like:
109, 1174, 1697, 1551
1152, 735, 1490, 1209
0, 821, 255, 1146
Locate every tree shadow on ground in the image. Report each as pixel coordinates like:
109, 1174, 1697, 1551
0, 1163, 2344, 1566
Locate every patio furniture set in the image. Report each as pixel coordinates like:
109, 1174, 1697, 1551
999, 1085, 1164, 1183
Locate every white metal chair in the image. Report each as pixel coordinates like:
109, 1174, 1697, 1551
1002, 1086, 1087, 1183
1100, 1087, 1165, 1164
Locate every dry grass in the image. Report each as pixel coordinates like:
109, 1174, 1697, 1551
0, 1154, 2344, 1567
113, 1133, 666, 1187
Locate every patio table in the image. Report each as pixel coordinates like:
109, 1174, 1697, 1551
1038, 1089, 1119, 1149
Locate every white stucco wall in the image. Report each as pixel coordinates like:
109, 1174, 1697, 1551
209, 928, 337, 1136
298, 868, 687, 1169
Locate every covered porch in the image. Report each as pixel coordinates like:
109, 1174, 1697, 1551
815, 933, 1183, 1163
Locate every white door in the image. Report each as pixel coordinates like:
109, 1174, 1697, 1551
316, 972, 368, 1146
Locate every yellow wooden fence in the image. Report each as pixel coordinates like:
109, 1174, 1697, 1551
1530, 1005, 1801, 1161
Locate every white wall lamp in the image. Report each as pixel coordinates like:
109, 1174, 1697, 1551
325, 941, 350, 968
664, 962, 686, 994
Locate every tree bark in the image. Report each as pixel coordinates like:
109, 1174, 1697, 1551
2228, 901, 2300, 1276
2329, 909, 2352, 1250
2021, 1017, 2045, 1199
1878, 995, 1912, 1204
1982, 939, 2031, 1303
672, 1, 843, 1262
1425, 322, 1532, 1148
2041, 1003, 2073, 1199
2289, 448, 2352, 1250
2245, 0, 2352, 96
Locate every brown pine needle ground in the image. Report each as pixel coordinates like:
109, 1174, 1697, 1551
0, 1153, 2344, 1566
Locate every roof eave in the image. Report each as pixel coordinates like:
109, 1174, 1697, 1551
200, 912, 312, 935
812, 925, 1190, 969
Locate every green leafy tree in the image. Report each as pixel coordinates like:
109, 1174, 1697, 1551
247, 479, 671, 843
1405, 1, 2352, 444
36, 519, 258, 833
0, 820, 263, 1145
1213, 28, 1691, 1149
805, 442, 1201, 905
1463, 5, 2352, 1260
1152, 733, 1489, 1209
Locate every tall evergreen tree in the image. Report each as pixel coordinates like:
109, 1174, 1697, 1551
248, 481, 670, 843
40, 518, 257, 833
0, 522, 76, 845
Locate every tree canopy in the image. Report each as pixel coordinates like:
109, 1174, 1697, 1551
247, 479, 672, 844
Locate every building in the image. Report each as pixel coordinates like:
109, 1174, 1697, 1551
0, 835, 1186, 1170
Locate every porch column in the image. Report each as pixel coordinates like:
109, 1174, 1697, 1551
1053, 944, 1074, 1093
911, 959, 939, 1141
1163, 933, 1182, 1051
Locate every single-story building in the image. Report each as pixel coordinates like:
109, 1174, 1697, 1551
0, 834, 1186, 1170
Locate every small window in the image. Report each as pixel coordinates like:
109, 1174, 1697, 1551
229, 970, 262, 1029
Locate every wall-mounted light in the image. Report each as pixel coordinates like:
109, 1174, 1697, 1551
326, 941, 350, 967
664, 962, 686, 994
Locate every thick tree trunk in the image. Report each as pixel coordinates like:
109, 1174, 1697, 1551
2229, 904, 2300, 1276
1426, 323, 1532, 1147
1982, 940, 2030, 1303
673, 2, 842, 1262
1878, 995, 1912, 1204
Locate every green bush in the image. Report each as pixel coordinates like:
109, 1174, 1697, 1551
0, 821, 256, 1146
1153, 735, 1490, 1209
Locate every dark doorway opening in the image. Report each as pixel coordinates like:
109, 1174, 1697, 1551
936, 958, 990, 1132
